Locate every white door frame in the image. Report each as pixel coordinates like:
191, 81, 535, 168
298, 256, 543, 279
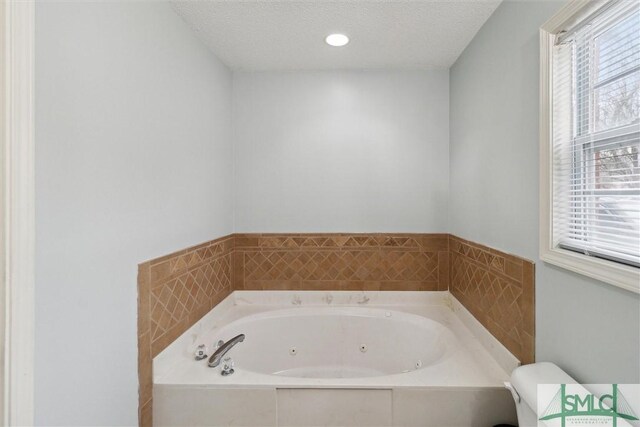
3, 0, 35, 425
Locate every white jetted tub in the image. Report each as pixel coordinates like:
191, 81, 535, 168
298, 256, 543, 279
206, 307, 452, 379
154, 291, 519, 426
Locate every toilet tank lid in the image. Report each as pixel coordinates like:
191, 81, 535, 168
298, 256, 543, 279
510, 362, 577, 410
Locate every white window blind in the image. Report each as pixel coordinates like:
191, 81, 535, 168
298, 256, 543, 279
552, 0, 640, 268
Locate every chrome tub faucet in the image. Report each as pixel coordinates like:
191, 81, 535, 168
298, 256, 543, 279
208, 334, 245, 368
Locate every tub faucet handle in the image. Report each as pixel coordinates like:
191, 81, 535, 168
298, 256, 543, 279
220, 357, 235, 376
194, 344, 208, 361
357, 294, 370, 304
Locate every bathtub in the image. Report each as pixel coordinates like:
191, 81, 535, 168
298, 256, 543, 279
154, 291, 519, 426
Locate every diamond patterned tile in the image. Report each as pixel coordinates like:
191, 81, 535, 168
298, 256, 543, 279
149, 256, 229, 344
243, 250, 438, 284
253, 234, 433, 250
450, 235, 534, 364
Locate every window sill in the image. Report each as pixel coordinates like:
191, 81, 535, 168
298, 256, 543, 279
541, 246, 640, 294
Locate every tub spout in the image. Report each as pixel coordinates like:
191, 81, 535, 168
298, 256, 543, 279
208, 334, 245, 368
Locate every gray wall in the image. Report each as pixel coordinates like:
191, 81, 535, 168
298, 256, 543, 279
35, 2, 233, 425
450, 0, 640, 383
233, 70, 450, 233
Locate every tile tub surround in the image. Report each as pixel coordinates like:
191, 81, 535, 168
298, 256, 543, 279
233, 233, 450, 291
137, 235, 234, 426
450, 235, 535, 364
137, 233, 535, 425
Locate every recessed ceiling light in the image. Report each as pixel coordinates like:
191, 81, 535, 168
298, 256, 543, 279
325, 33, 349, 47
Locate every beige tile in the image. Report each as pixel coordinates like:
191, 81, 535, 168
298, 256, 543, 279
522, 262, 535, 301
232, 251, 245, 290
140, 399, 152, 427
361, 281, 383, 291
137, 265, 151, 335
522, 331, 535, 364
380, 281, 424, 291
138, 332, 152, 406
149, 260, 172, 284
449, 234, 535, 365
419, 281, 440, 291
338, 280, 374, 291
299, 281, 342, 290
438, 251, 449, 291
418, 235, 449, 251
520, 294, 534, 337
504, 260, 523, 281
259, 281, 302, 290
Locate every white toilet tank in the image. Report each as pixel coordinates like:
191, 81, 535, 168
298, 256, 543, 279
505, 362, 577, 427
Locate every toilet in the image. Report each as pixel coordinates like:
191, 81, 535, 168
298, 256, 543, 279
505, 362, 577, 427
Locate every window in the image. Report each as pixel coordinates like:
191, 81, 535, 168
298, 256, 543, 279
541, 0, 640, 293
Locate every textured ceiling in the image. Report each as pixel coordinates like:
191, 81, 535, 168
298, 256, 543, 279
171, 1, 502, 71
